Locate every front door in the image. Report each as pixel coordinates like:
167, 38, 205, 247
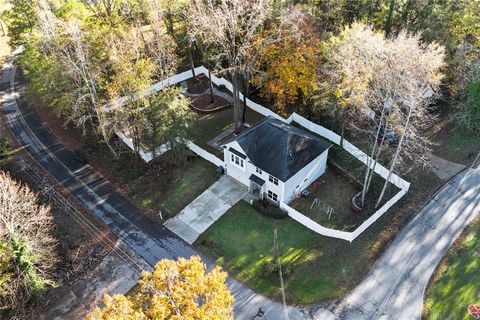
249, 181, 263, 199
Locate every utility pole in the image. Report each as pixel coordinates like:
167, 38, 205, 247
273, 228, 288, 320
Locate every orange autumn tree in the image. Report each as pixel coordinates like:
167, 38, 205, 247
87, 256, 234, 320
252, 9, 320, 116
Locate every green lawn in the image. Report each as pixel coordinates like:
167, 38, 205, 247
131, 157, 219, 217
197, 159, 441, 304
196, 200, 394, 303
430, 122, 480, 166
423, 218, 480, 320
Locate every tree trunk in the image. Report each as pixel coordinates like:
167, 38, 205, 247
376, 106, 413, 207
208, 69, 214, 103
232, 68, 243, 131
384, 0, 396, 36
361, 109, 386, 206
242, 72, 249, 124
188, 43, 196, 79
339, 116, 346, 148
364, 124, 388, 199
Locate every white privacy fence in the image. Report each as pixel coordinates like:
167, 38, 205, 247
113, 66, 410, 242
195, 66, 410, 242
117, 130, 224, 168
186, 141, 224, 168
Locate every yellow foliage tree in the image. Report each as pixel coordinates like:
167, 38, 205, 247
87, 256, 234, 320
252, 9, 320, 116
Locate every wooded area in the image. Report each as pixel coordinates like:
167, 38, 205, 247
3, 0, 478, 205
1, 0, 479, 317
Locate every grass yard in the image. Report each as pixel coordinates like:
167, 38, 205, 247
190, 106, 265, 155
197, 150, 442, 304
431, 125, 480, 166
85, 141, 219, 220
291, 167, 361, 231
132, 156, 219, 217
423, 217, 480, 320
196, 196, 416, 304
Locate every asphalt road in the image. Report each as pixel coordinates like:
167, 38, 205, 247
336, 164, 480, 319
1, 54, 308, 320
4, 50, 479, 320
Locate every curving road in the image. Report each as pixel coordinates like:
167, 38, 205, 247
3, 49, 480, 320
335, 163, 480, 319
1, 52, 308, 320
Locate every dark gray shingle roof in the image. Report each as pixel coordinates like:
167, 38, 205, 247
226, 117, 332, 181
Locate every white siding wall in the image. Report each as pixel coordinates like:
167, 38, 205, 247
283, 150, 329, 203
264, 174, 283, 203
223, 142, 250, 186
223, 141, 284, 202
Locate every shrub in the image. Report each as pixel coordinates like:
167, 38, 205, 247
252, 199, 288, 219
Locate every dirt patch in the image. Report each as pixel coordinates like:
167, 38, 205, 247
186, 73, 233, 96
190, 94, 231, 112
34, 104, 87, 151
187, 74, 211, 94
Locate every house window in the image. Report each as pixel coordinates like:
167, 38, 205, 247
256, 167, 262, 175
269, 175, 278, 185
231, 153, 244, 169
267, 190, 278, 202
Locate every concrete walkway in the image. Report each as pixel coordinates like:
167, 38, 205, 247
336, 165, 480, 320
165, 176, 248, 244
2, 52, 310, 320
428, 155, 466, 180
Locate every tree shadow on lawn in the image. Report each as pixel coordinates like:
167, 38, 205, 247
196, 201, 383, 304
196, 160, 443, 305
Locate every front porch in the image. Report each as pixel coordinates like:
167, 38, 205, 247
248, 174, 265, 200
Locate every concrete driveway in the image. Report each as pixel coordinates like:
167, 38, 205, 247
165, 175, 248, 244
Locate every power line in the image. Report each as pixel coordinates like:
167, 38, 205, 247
18, 159, 145, 274
273, 228, 288, 320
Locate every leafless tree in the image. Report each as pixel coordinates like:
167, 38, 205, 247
142, 0, 178, 80
34, 2, 117, 155
374, 32, 445, 206
0, 171, 57, 318
187, 0, 271, 130
323, 23, 445, 207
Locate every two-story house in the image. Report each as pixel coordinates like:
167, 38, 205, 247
222, 117, 332, 204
